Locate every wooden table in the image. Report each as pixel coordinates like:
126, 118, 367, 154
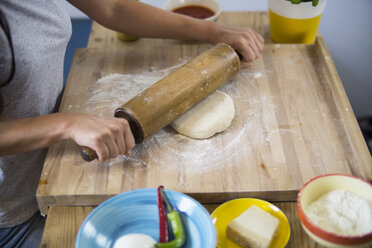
39, 12, 372, 248
41, 203, 318, 248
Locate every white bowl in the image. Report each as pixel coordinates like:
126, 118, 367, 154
297, 174, 372, 248
163, 0, 221, 21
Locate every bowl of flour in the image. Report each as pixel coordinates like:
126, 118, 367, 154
297, 174, 372, 248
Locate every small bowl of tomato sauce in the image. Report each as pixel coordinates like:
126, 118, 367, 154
164, 0, 221, 21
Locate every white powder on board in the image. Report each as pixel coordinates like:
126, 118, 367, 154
305, 189, 372, 236
266, 129, 297, 142
253, 72, 263, 78
84, 63, 285, 176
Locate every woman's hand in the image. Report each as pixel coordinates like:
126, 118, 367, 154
67, 114, 135, 162
209, 25, 264, 67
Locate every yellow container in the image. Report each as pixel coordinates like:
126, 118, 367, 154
116, 32, 139, 42
269, 0, 327, 44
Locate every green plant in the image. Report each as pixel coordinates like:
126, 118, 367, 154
288, 0, 319, 7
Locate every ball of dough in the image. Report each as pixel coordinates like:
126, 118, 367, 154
171, 90, 235, 139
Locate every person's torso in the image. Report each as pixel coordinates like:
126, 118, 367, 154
0, 0, 72, 227
1, 0, 72, 117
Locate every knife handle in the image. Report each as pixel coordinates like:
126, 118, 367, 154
80, 146, 98, 162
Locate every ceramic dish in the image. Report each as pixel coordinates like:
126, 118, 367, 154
297, 174, 372, 248
211, 198, 290, 248
163, 0, 221, 21
76, 188, 216, 248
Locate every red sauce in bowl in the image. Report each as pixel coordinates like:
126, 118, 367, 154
172, 5, 215, 19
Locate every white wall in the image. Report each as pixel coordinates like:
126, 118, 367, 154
65, 0, 372, 118
318, 0, 372, 118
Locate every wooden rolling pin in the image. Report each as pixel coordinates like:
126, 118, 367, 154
81, 43, 240, 161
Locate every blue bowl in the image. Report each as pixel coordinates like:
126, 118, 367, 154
76, 188, 216, 248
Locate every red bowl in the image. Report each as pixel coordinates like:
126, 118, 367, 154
297, 174, 372, 247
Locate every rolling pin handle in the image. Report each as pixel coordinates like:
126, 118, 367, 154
115, 107, 144, 144
80, 146, 98, 162
79, 109, 142, 162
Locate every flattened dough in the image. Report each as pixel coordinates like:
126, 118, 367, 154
171, 90, 235, 139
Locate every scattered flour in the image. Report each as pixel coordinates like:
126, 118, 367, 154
266, 129, 297, 142
306, 189, 372, 236
83, 64, 279, 174
253, 72, 263, 78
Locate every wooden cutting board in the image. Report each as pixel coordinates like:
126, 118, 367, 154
36, 39, 372, 214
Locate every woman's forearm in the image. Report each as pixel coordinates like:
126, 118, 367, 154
68, 0, 264, 64
109, 0, 219, 42
0, 113, 70, 156
68, 0, 219, 43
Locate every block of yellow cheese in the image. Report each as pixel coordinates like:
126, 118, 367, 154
226, 205, 279, 248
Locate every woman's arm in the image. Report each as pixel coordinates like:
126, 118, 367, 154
0, 113, 135, 161
67, 0, 264, 64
